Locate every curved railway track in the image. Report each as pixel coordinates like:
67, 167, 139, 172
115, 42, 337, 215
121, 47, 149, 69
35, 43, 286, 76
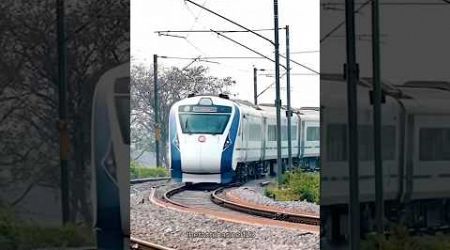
211, 187, 320, 226
156, 183, 320, 231
130, 237, 174, 250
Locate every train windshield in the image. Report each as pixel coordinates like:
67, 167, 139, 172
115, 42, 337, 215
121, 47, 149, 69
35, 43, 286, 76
114, 77, 130, 144
179, 114, 230, 134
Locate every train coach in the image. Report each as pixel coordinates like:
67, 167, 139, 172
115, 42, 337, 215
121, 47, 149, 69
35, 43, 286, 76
168, 94, 320, 184
320, 74, 450, 243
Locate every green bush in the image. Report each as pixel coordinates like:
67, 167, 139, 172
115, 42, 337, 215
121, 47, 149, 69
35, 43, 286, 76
130, 160, 169, 179
0, 207, 94, 249
265, 170, 319, 203
362, 225, 450, 250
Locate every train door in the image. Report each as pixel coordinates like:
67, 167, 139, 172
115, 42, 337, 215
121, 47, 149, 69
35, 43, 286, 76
261, 117, 267, 161
242, 116, 248, 162
300, 120, 305, 159
412, 115, 450, 201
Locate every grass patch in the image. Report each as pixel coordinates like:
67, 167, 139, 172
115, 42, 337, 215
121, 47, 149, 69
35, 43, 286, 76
130, 160, 169, 179
0, 207, 94, 249
265, 170, 319, 203
361, 225, 450, 250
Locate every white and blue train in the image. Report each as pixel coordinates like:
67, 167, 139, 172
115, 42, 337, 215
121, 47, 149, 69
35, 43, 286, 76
168, 94, 320, 184
91, 63, 130, 249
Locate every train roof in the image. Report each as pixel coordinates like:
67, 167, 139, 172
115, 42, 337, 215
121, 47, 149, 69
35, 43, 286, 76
174, 94, 319, 119
396, 82, 450, 114
321, 74, 450, 114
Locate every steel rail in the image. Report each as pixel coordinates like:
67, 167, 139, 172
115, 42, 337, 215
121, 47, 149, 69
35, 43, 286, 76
210, 187, 320, 226
130, 237, 175, 250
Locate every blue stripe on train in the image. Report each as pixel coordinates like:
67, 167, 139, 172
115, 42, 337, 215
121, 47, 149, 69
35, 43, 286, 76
220, 105, 240, 183
169, 110, 182, 181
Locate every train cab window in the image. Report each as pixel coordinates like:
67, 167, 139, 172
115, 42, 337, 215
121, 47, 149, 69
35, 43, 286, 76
114, 77, 130, 145
115, 96, 130, 145
306, 126, 320, 141
179, 114, 230, 134
419, 128, 450, 161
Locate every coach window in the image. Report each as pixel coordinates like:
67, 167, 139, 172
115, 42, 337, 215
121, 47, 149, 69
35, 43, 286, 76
268, 125, 277, 141
326, 124, 347, 161
419, 128, 450, 161
307, 126, 320, 141
249, 124, 261, 141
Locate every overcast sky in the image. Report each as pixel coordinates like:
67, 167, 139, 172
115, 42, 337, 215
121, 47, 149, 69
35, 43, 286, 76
321, 2, 450, 84
131, 0, 320, 108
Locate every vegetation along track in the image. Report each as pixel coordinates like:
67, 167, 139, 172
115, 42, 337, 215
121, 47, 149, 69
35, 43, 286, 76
130, 177, 171, 184
161, 183, 319, 227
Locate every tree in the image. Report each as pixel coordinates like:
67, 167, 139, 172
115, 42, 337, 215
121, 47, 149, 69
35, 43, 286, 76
0, 0, 129, 226
131, 62, 235, 166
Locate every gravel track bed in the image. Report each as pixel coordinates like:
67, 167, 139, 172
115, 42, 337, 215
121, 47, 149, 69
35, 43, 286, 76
130, 180, 171, 195
130, 182, 319, 250
227, 186, 320, 216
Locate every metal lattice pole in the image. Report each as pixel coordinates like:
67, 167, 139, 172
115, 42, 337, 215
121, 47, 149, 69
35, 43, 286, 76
344, 0, 360, 248
57, 0, 69, 225
273, 0, 283, 186
286, 25, 292, 171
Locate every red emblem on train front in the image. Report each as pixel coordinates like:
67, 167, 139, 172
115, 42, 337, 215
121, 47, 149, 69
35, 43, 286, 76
198, 136, 206, 143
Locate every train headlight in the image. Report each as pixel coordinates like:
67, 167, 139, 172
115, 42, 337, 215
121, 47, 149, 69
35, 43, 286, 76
102, 144, 117, 183
173, 135, 180, 150
223, 134, 232, 151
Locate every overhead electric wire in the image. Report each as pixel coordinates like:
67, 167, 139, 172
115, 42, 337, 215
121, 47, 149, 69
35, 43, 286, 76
290, 50, 320, 54
184, 0, 275, 45
182, 0, 212, 57
321, 0, 371, 43
211, 29, 287, 69
322, 1, 450, 6
257, 71, 288, 98
321, 1, 449, 44
155, 28, 281, 34
278, 54, 319, 74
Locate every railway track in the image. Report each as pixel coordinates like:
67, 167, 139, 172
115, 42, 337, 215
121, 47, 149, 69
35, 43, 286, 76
211, 187, 320, 226
130, 237, 174, 250
158, 183, 320, 230
130, 177, 171, 184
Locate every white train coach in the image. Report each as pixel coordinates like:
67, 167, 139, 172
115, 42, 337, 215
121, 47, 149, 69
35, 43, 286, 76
168, 94, 320, 184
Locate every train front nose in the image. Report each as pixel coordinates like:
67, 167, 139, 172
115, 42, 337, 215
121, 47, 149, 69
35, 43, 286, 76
180, 135, 223, 175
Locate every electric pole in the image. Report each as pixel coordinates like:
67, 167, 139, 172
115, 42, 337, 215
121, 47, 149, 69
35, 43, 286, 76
345, 0, 360, 248
153, 54, 161, 168
286, 25, 292, 171
253, 67, 258, 105
372, 0, 384, 235
56, 0, 69, 225
273, 0, 283, 186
